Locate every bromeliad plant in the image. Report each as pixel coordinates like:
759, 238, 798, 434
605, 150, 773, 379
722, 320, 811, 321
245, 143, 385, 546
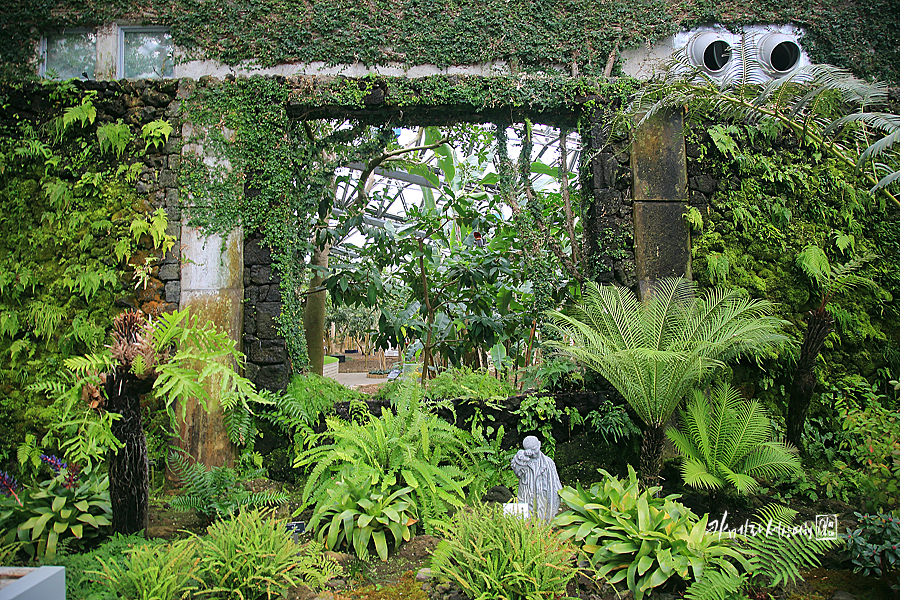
310, 470, 418, 561
554, 466, 746, 600
0, 456, 111, 558
666, 383, 803, 495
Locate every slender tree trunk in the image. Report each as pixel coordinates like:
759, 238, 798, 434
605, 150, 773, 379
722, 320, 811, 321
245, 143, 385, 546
639, 425, 666, 490
304, 243, 330, 376
787, 307, 834, 449
105, 372, 154, 535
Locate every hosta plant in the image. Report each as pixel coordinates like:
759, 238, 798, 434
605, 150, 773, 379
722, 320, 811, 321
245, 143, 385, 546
1, 458, 111, 558
310, 470, 418, 561
554, 466, 746, 600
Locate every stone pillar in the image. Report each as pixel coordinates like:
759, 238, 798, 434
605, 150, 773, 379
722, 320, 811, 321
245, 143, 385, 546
173, 79, 242, 469
631, 109, 691, 299
580, 106, 635, 287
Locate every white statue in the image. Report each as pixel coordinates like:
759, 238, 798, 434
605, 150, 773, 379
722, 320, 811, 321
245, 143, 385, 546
510, 436, 562, 522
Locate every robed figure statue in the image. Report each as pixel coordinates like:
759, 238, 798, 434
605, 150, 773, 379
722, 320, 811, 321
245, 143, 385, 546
510, 436, 562, 522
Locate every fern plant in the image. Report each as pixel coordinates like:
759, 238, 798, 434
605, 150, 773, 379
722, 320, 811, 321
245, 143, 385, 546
666, 383, 802, 495
167, 451, 288, 521
545, 278, 790, 486
295, 379, 476, 533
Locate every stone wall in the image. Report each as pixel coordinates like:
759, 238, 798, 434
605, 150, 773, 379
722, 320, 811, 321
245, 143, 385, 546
69, 79, 183, 315
581, 105, 636, 287
242, 236, 291, 391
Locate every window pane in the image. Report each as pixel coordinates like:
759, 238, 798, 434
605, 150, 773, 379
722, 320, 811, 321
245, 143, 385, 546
45, 32, 96, 80
123, 31, 174, 79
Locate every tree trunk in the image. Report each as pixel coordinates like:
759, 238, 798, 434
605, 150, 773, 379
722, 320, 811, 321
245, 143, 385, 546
639, 425, 666, 490
105, 371, 154, 535
787, 307, 834, 450
304, 243, 330, 376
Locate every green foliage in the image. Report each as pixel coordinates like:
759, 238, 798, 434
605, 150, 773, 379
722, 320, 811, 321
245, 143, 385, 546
193, 508, 342, 598
546, 278, 791, 431
262, 373, 362, 441
3, 0, 900, 83
140, 120, 174, 152
167, 451, 289, 521
555, 466, 747, 600
844, 512, 900, 583
93, 538, 200, 600
425, 367, 514, 402
512, 394, 561, 458
837, 397, 900, 509
583, 402, 640, 444
295, 379, 475, 534
521, 357, 584, 393
96, 122, 132, 160
45, 533, 156, 600
431, 503, 578, 600
0, 82, 171, 464
310, 471, 418, 561
1, 468, 112, 559
666, 383, 802, 494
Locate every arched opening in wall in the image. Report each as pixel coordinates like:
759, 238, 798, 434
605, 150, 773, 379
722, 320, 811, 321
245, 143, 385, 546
239, 118, 630, 391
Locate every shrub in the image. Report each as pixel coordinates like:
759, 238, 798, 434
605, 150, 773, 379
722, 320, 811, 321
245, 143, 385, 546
263, 373, 364, 441
666, 383, 802, 495
424, 367, 514, 402
431, 503, 578, 599
837, 398, 900, 510
45, 533, 155, 600
554, 466, 745, 600
193, 508, 341, 599
310, 471, 418, 561
93, 538, 200, 600
845, 512, 900, 587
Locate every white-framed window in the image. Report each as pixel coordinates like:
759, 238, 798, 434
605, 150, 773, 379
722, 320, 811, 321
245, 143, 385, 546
118, 26, 174, 79
40, 29, 97, 80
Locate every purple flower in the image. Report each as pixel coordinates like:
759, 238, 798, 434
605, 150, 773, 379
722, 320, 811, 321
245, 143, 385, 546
40, 454, 67, 473
0, 470, 21, 505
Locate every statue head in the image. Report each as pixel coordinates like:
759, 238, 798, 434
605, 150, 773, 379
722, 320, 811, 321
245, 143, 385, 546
523, 435, 541, 459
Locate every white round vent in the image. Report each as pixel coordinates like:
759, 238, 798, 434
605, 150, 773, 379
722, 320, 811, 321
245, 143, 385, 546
758, 33, 801, 75
689, 32, 733, 74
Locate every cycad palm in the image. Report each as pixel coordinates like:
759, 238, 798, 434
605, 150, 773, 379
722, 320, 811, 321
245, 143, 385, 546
666, 383, 801, 495
545, 278, 790, 486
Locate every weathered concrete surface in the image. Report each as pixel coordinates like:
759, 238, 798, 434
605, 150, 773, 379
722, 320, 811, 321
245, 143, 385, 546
631, 110, 688, 202
631, 108, 690, 298
633, 202, 691, 299
175, 173, 244, 467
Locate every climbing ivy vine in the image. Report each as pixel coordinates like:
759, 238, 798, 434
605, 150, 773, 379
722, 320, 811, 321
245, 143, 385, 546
3, 0, 899, 84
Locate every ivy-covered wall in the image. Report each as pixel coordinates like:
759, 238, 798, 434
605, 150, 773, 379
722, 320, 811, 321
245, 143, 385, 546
2, 0, 898, 84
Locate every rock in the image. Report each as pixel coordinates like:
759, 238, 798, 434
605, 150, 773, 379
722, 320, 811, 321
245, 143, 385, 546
830, 592, 855, 600
416, 567, 432, 581
324, 578, 345, 590
483, 485, 513, 504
